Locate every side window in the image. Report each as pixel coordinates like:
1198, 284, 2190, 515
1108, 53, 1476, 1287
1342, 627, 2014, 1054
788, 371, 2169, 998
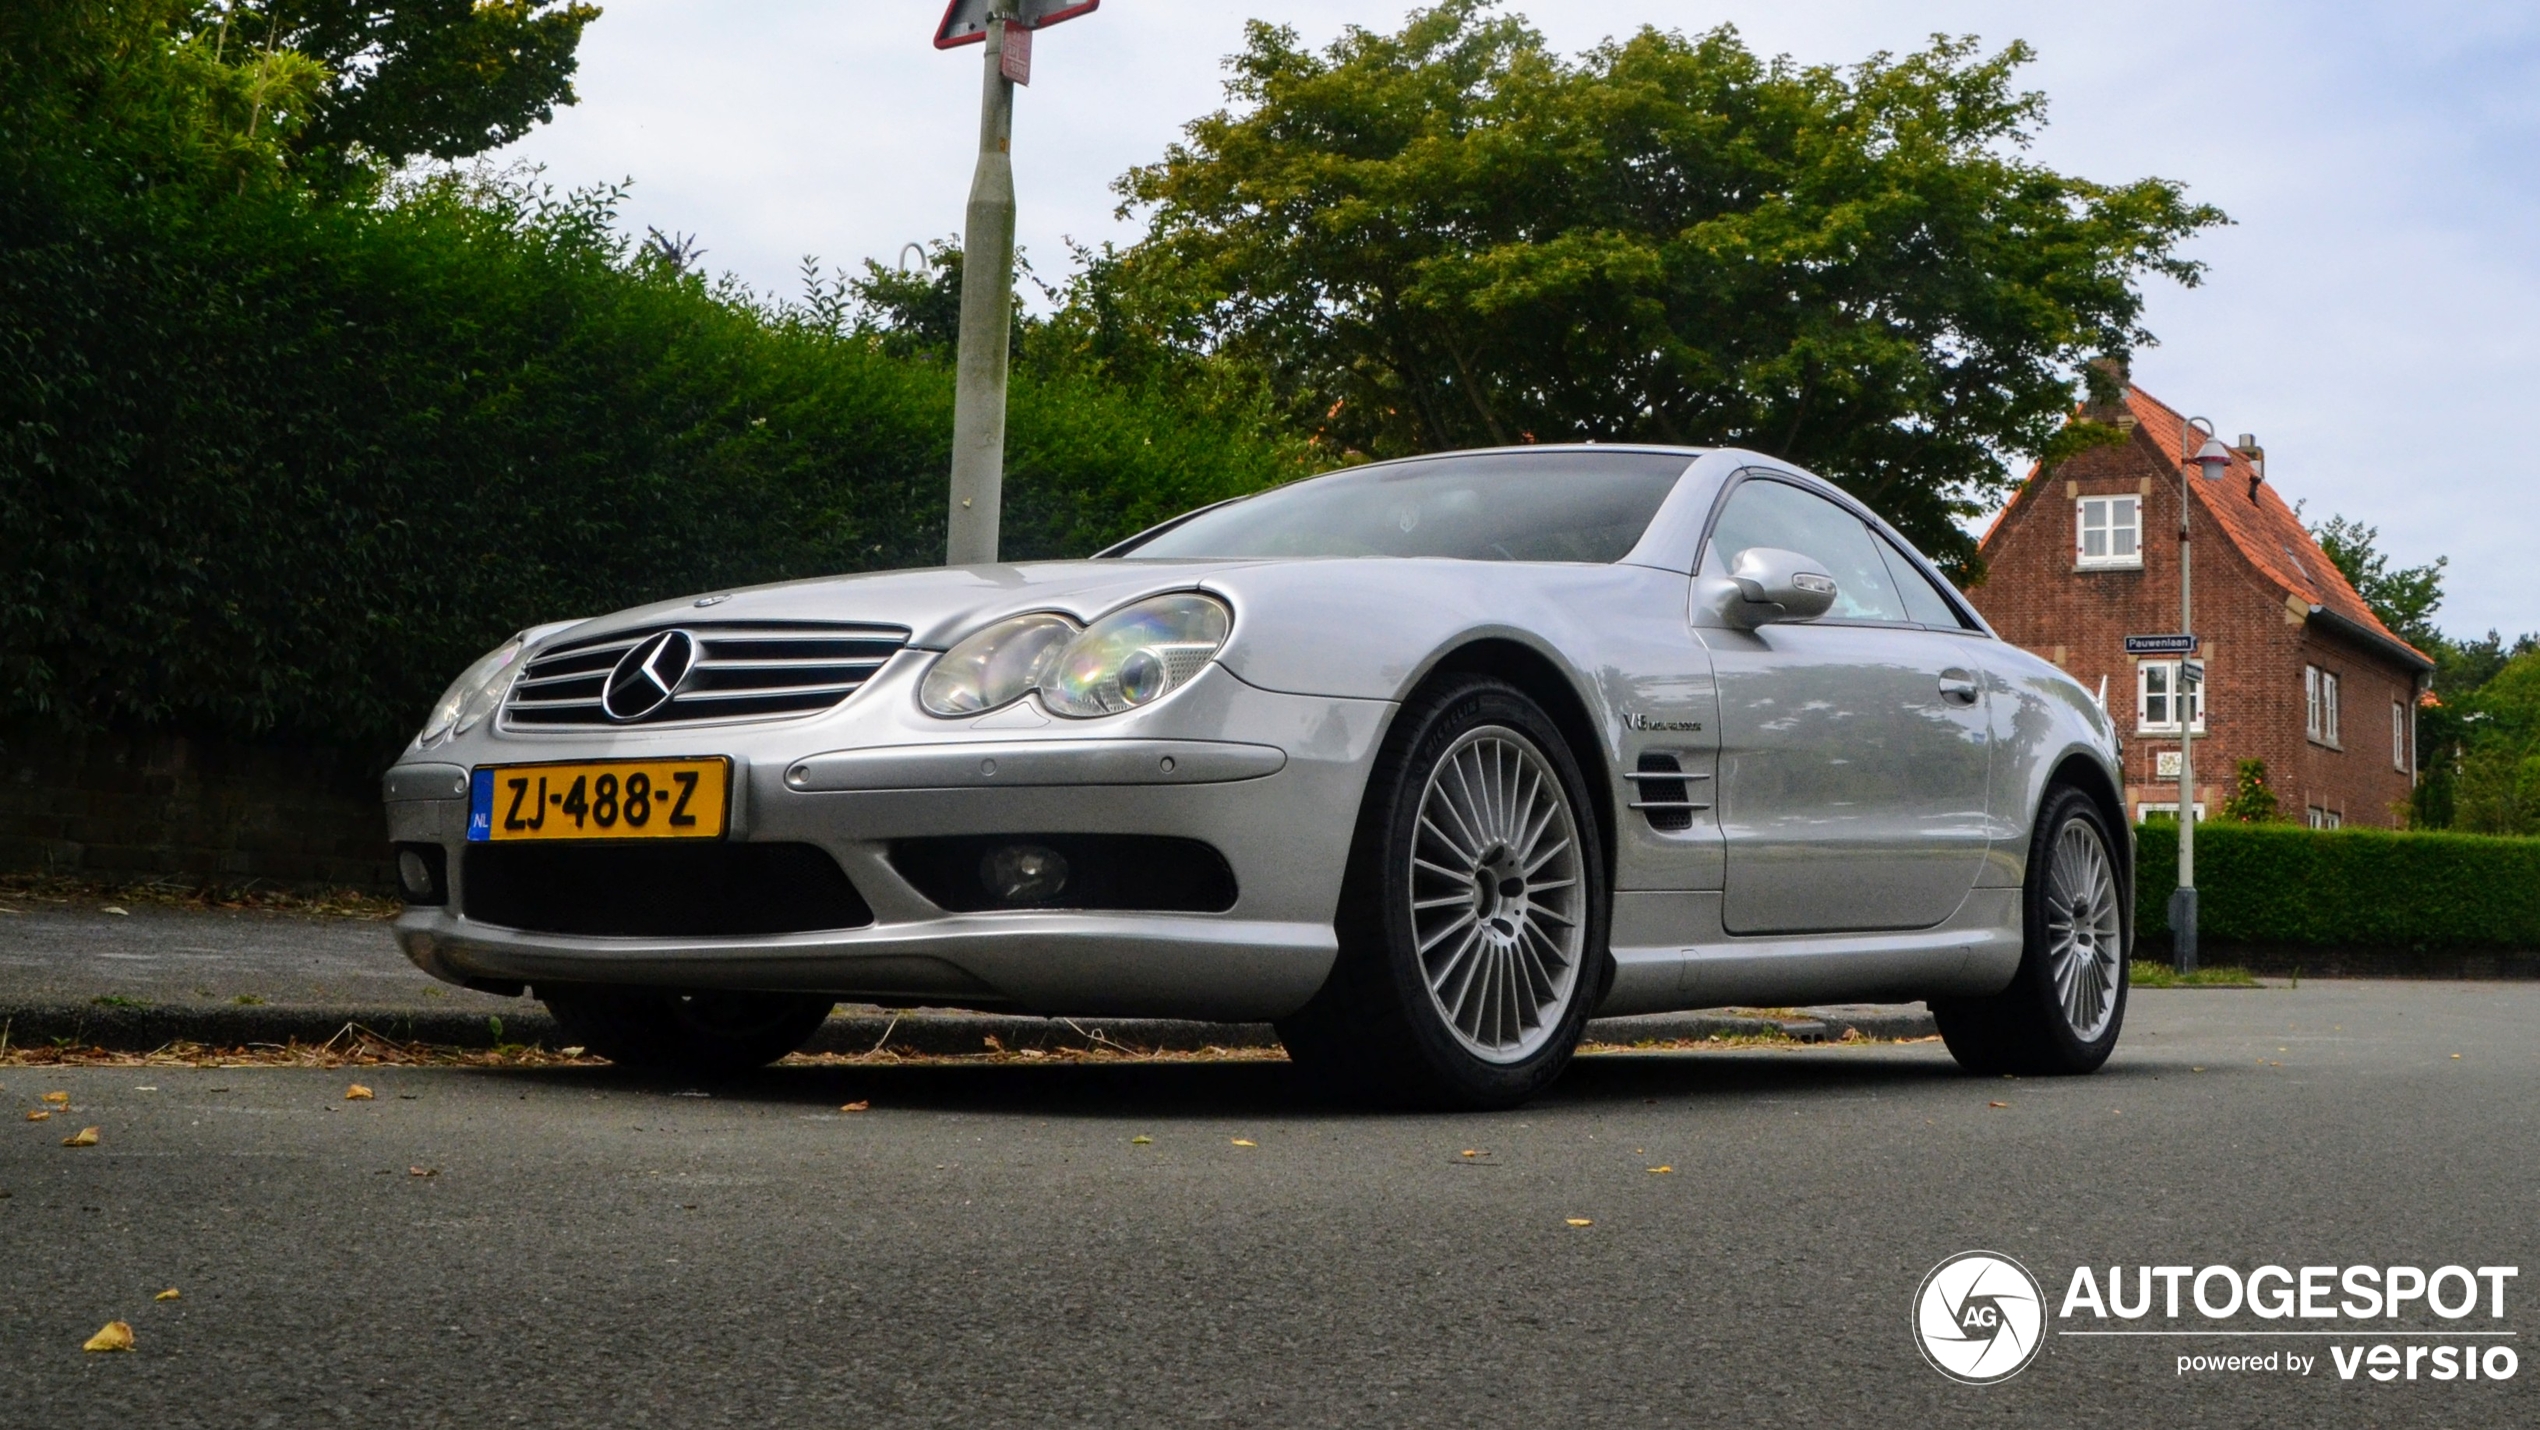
1875, 534, 1971, 630
1703, 477, 1910, 623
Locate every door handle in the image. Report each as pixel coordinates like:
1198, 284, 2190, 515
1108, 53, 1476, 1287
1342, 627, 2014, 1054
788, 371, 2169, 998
1938, 669, 1981, 705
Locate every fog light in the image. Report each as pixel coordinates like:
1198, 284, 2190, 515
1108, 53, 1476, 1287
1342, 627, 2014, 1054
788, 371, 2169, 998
393, 843, 447, 905
979, 843, 1069, 905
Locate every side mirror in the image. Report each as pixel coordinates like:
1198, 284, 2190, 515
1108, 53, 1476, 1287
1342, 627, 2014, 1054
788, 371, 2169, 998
1723, 546, 1838, 629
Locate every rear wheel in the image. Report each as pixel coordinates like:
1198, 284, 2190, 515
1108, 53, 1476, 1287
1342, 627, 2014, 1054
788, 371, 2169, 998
1933, 786, 2128, 1076
539, 985, 834, 1076
1276, 677, 1607, 1109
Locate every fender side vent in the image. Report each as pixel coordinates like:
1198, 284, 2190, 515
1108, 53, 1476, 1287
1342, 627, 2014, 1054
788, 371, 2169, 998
1627, 754, 1710, 832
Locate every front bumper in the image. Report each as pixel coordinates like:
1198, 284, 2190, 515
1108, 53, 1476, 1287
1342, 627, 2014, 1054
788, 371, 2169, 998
383, 659, 1391, 1021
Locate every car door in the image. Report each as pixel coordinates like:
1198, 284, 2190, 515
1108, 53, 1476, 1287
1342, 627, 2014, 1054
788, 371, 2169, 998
1695, 474, 1992, 934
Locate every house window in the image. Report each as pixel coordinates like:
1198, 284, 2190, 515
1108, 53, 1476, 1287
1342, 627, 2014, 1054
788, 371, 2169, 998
2137, 660, 2204, 733
2136, 801, 2207, 823
2307, 806, 2343, 830
2306, 665, 2340, 746
2077, 495, 2142, 569
2393, 699, 2408, 772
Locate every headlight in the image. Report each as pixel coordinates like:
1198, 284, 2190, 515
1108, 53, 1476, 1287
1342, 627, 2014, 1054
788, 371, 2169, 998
414, 637, 527, 748
919, 613, 1077, 716
1039, 593, 1231, 718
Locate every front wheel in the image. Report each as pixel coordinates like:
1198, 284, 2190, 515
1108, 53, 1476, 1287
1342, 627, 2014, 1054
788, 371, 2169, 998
1933, 785, 2128, 1076
539, 985, 835, 1076
1276, 677, 1608, 1109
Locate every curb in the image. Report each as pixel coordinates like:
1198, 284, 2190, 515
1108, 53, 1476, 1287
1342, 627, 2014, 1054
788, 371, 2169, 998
0, 1000, 1934, 1056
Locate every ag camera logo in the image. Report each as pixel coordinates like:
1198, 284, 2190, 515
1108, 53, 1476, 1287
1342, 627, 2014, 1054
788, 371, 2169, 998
1916, 1251, 2047, 1384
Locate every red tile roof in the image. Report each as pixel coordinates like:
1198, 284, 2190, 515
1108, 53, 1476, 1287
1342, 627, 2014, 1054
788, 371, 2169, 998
1988, 383, 2433, 670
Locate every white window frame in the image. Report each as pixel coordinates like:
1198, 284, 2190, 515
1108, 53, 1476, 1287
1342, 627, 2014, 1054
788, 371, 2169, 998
2307, 806, 2343, 830
2306, 665, 2341, 747
2393, 699, 2408, 772
2135, 801, 2207, 824
2136, 660, 2205, 734
2076, 494, 2143, 570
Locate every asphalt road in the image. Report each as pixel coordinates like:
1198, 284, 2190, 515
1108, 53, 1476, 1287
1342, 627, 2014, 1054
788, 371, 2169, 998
5, 981, 2533, 1428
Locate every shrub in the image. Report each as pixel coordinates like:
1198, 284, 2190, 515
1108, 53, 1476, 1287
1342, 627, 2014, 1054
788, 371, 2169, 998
0, 172, 1304, 758
2135, 821, 2540, 951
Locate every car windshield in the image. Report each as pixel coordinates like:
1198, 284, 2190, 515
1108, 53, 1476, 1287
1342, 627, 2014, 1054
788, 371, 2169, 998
1116, 451, 1692, 563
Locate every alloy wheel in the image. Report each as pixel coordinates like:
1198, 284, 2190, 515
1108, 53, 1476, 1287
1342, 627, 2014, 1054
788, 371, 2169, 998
1406, 727, 1586, 1063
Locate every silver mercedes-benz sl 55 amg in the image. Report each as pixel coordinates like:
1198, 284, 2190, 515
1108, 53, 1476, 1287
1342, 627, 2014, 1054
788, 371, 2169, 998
382, 444, 2130, 1106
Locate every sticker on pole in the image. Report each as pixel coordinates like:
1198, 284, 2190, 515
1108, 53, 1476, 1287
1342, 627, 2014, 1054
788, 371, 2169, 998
2123, 633, 2199, 655
936, 0, 1100, 48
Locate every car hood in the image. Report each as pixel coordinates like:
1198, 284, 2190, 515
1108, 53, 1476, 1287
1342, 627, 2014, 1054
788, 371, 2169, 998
540, 560, 1277, 652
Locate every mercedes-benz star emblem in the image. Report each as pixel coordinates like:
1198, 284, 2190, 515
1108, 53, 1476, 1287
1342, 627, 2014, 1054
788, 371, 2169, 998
601, 630, 697, 723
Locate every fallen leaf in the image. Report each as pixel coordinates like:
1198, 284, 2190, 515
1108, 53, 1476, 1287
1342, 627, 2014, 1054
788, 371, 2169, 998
101, 906, 130, 917
1988, 1101, 2009, 1109
981, 1034, 1005, 1052
839, 1101, 869, 1113
82, 1320, 134, 1352
1566, 1218, 1594, 1227
1460, 1149, 1483, 1158
63, 1126, 100, 1146
1230, 1138, 1256, 1147
1648, 1165, 1673, 1174
154, 1288, 180, 1301
26, 1110, 50, 1122
2191, 1067, 2205, 1073
1130, 1135, 1153, 1145
2451, 1053, 2462, 1060
408, 1166, 437, 1177
42, 1091, 68, 1105
344, 1084, 374, 1101
559, 1046, 587, 1058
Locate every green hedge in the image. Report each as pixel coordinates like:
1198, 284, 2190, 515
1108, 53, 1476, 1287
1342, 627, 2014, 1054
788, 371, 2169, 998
2134, 821, 2540, 951
0, 174, 1300, 758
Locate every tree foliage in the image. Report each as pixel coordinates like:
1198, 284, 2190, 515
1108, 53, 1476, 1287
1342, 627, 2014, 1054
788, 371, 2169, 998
1107, 2, 2225, 570
2308, 510, 2445, 654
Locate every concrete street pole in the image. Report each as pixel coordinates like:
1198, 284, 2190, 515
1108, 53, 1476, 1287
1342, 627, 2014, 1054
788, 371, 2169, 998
946, 13, 1018, 566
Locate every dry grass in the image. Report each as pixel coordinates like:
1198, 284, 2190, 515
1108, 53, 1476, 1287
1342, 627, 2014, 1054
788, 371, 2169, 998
0, 871, 398, 921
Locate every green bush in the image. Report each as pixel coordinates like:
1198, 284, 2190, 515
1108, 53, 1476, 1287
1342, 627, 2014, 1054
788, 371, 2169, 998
0, 171, 1301, 758
2135, 821, 2540, 951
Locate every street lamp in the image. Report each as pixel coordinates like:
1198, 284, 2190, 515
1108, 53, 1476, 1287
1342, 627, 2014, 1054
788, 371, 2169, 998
2172, 420, 2233, 973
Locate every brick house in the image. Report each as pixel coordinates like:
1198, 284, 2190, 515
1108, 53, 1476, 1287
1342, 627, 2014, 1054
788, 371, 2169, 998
1968, 382, 2433, 828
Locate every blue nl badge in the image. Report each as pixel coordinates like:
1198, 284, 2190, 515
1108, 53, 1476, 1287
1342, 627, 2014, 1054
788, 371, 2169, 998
467, 768, 495, 842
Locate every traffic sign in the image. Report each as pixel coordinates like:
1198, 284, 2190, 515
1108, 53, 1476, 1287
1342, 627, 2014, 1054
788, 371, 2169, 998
2124, 633, 2199, 655
936, 0, 1099, 48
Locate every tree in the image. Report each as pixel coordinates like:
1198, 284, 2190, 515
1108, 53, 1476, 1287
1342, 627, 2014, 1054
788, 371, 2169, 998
1107, 2, 2224, 571
2454, 649, 2540, 836
2306, 511, 2446, 654
209, 0, 599, 184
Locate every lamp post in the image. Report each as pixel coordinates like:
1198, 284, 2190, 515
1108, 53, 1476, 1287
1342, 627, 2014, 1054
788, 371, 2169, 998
2173, 423, 2233, 972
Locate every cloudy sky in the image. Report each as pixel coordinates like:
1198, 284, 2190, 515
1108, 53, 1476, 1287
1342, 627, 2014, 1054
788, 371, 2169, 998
494, 2, 2540, 639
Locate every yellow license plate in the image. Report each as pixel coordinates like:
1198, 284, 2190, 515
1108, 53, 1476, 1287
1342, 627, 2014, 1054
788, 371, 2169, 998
467, 758, 729, 842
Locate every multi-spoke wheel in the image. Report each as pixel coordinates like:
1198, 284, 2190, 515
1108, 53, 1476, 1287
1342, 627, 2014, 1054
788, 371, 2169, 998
1933, 786, 2129, 1076
1277, 677, 1607, 1108
1409, 728, 1586, 1063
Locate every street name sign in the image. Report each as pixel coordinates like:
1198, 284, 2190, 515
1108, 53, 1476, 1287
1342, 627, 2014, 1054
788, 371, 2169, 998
2124, 633, 2200, 655
935, 0, 1100, 48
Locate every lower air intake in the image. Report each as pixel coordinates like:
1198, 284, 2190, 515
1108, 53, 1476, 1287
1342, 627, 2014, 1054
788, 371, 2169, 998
462, 842, 873, 936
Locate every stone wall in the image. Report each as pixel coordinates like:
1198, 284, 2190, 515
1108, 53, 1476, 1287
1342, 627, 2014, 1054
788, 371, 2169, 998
0, 723, 394, 891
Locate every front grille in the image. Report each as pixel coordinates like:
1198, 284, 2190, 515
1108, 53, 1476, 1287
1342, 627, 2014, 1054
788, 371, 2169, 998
504, 621, 909, 729
462, 842, 874, 936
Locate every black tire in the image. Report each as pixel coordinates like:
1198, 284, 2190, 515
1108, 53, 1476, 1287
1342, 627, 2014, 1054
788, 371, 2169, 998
1933, 785, 2129, 1076
1276, 676, 1609, 1110
538, 984, 835, 1076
